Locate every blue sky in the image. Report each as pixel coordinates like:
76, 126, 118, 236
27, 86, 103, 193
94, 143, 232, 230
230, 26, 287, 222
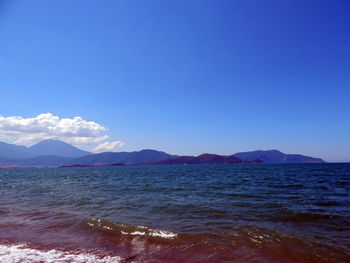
0, 0, 349, 162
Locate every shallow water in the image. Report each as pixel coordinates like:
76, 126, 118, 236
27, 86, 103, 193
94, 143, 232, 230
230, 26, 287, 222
0, 164, 349, 262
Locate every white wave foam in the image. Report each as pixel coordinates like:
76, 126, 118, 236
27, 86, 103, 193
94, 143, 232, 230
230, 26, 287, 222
88, 218, 177, 239
121, 229, 177, 238
148, 229, 177, 238
0, 244, 121, 263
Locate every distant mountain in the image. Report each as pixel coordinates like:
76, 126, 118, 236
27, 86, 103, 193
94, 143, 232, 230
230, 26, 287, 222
233, 150, 325, 163
141, 153, 263, 165
65, 149, 176, 166
0, 141, 34, 160
0, 139, 90, 160
30, 139, 90, 158
0, 140, 327, 168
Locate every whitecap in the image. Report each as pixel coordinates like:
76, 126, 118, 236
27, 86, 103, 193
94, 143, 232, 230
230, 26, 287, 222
0, 244, 121, 263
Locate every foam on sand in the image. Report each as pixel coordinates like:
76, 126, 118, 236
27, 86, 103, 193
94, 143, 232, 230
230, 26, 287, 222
0, 244, 121, 263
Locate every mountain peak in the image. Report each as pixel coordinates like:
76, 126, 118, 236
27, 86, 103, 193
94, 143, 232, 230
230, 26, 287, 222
265, 149, 283, 153
30, 139, 91, 158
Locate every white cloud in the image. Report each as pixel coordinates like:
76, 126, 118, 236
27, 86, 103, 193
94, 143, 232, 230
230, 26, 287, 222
0, 113, 123, 149
93, 140, 125, 152
64, 135, 109, 145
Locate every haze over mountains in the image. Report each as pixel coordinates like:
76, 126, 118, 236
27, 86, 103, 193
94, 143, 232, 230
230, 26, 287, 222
0, 139, 325, 168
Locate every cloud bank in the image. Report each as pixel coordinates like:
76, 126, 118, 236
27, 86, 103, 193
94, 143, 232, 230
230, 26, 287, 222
0, 113, 124, 151
94, 140, 125, 152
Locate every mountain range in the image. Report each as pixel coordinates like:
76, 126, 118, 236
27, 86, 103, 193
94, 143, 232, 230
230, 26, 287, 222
140, 154, 263, 165
64, 149, 176, 166
0, 139, 325, 168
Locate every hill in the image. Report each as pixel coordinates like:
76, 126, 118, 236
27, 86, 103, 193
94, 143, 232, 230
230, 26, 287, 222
141, 153, 263, 165
233, 150, 325, 163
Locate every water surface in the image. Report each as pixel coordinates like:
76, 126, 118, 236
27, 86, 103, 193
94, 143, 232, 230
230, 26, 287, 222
0, 164, 349, 262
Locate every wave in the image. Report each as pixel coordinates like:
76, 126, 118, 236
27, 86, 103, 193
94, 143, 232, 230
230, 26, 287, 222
86, 218, 177, 239
0, 243, 121, 263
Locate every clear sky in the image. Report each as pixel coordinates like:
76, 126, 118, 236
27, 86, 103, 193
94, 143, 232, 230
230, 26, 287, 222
0, 0, 349, 162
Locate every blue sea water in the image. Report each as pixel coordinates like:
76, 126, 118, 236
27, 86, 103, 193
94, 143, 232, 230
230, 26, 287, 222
0, 164, 349, 262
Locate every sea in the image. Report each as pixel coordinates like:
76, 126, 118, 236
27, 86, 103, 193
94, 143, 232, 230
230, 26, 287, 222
0, 163, 349, 263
